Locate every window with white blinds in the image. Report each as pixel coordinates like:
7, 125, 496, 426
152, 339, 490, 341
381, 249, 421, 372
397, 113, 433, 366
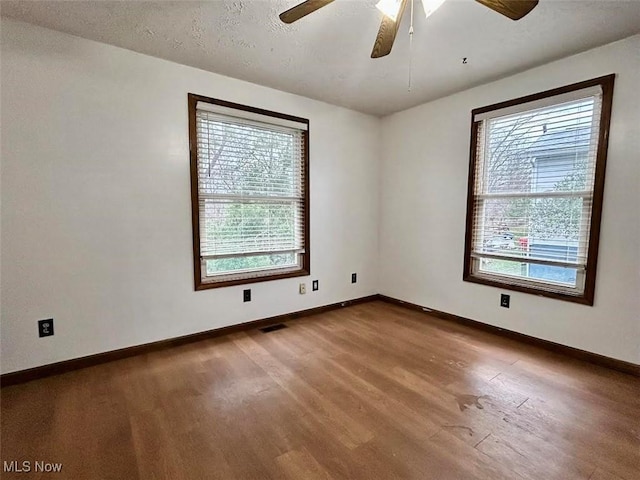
463, 75, 615, 305
189, 95, 309, 289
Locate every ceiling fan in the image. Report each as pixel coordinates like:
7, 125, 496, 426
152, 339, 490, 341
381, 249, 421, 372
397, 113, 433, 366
279, 0, 539, 58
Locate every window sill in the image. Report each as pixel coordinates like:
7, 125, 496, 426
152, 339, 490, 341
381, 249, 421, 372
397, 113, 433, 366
462, 273, 594, 306
195, 268, 310, 290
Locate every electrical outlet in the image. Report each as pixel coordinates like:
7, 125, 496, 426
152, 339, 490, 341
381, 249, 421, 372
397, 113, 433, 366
299, 283, 306, 294
351, 273, 357, 284
500, 294, 510, 308
243, 289, 251, 302
38, 319, 54, 337
312, 280, 319, 291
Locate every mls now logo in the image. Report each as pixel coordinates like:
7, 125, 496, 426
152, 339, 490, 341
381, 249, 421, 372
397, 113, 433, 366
3, 460, 63, 473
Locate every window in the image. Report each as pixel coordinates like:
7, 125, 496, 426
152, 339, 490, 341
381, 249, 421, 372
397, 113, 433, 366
463, 75, 615, 305
188, 94, 309, 290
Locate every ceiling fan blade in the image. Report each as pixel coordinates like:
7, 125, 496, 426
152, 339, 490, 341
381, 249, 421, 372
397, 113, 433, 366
371, 0, 409, 58
475, 0, 538, 20
279, 0, 336, 24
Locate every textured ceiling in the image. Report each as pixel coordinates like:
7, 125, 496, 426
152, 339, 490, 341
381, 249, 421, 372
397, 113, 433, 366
2, 0, 639, 116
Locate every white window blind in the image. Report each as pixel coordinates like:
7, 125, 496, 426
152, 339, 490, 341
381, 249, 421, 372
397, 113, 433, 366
195, 105, 306, 282
469, 87, 604, 295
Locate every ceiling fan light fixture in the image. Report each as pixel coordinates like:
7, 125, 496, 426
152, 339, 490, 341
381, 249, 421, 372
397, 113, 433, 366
421, 0, 447, 19
280, 0, 539, 60
375, 0, 403, 22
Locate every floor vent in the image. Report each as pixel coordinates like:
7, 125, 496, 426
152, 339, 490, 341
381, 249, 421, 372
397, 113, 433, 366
259, 323, 288, 333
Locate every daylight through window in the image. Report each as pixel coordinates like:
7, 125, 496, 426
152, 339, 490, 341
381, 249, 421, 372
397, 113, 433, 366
189, 95, 309, 289
464, 75, 614, 304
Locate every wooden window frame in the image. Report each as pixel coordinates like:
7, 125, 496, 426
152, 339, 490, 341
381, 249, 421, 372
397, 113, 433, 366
463, 75, 615, 305
188, 93, 310, 291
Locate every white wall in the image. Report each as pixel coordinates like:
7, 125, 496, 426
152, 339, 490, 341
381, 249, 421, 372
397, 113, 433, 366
0, 19, 380, 374
2, 19, 638, 374
380, 35, 640, 364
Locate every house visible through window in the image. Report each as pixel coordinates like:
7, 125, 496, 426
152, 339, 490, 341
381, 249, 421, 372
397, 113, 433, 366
463, 75, 615, 305
188, 94, 309, 290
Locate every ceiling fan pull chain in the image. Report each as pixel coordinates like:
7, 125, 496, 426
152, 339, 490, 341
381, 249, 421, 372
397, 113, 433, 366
408, 0, 414, 92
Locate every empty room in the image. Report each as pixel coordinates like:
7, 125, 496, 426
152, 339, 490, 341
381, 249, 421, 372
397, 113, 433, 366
1, 1, 639, 479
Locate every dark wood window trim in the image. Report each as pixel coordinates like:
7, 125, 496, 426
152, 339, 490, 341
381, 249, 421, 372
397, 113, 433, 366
188, 93, 310, 290
463, 74, 615, 305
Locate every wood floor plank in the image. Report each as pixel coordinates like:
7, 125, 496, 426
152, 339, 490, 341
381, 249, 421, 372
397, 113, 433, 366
475, 432, 597, 480
589, 468, 631, 480
232, 332, 375, 450
276, 448, 334, 480
1, 301, 638, 479
427, 429, 527, 480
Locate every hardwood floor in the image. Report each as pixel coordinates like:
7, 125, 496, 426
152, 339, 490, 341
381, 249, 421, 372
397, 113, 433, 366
2, 301, 639, 479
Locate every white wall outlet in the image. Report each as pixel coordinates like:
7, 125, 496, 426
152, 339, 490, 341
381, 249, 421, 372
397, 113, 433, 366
299, 283, 306, 294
